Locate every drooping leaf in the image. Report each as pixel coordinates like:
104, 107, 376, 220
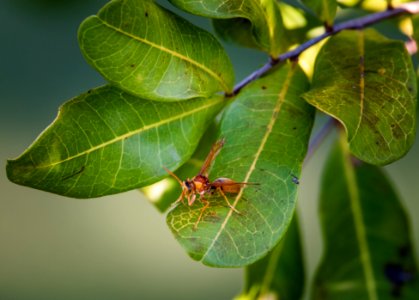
7, 86, 224, 198
301, 0, 337, 26
169, 0, 286, 56
141, 122, 219, 212
313, 132, 419, 299
167, 63, 315, 267
237, 215, 304, 300
78, 0, 234, 101
303, 29, 417, 165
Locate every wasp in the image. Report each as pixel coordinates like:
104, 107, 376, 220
164, 138, 256, 229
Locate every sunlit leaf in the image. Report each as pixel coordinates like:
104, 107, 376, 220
278, 2, 308, 30
303, 30, 417, 165
78, 0, 234, 101
7, 86, 224, 198
167, 63, 314, 267
237, 215, 304, 300
313, 132, 419, 299
302, 0, 337, 26
169, 0, 286, 56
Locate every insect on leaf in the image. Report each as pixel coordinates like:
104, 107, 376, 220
167, 63, 315, 267
303, 29, 417, 165
7, 86, 224, 198
78, 0, 234, 101
141, 122, 219, 213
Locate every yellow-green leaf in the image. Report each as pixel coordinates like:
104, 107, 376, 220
7, 86, 224, 198
303, 30, 417, 165
169, 0, 286, 56
167, 63, 314, 267
78, 0, 234, 101
302, 0, 338, 26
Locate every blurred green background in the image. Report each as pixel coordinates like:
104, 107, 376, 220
1, 0, 418, 299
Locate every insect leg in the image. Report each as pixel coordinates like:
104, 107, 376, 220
194, 197, 209, 230
171, 190, 186, 207
217, 187, 241, 214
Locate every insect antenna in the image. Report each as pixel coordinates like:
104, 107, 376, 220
162, 166, 183, 186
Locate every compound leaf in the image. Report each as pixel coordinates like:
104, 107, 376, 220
7, 86, 224, 198
78, 0, 234, 101
313, 132, 419, 299
169, 0, 286, 56
167, 63, 314, 267
303, 30, 417, 165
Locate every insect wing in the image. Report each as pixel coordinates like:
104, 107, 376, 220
211, 177, 249, 194
198, 138, 225, 176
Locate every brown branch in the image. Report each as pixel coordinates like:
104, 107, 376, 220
231, 1, 419, 96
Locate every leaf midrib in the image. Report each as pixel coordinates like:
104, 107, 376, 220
94, 16, 230, 92
349, 31, 365, 142
340, 133, 377, 300
36, 98, 223, 169
201, 66, 296, 261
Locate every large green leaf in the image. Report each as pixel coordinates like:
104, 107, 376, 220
7, 86, 224, 198
303, 30, 417, 165
78, 0, 234, 101
301, 0, 337, 26
169, 0, 286, 56
237, 215, 304, 300
313, 132, 419, 299
167, 63, 315, 267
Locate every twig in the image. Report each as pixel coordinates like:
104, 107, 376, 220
231, 1, 419, 95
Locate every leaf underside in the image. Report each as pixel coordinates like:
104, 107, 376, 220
313, 133, 419, 299
303, 29, 417, 165
7, 86, 224, 198
167, 63, 314, 267
78, 0, 234, 101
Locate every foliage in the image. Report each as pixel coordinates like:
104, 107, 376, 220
6, 0, 419, 298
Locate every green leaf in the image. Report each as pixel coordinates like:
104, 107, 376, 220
303, 30, 417, 165
141, 122, 219, 212
169, 0, 286, 56
78, 0, 234, 101
301, 0, 337, 26
167, 63, 315, 267
313, 132, 419, 299
237, 215, 304, 300
411, 15, 419, 60
7, 86, 224, 198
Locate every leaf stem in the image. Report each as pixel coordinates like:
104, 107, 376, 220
231, 1, 419, 95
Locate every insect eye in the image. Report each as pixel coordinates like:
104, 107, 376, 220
184, 181, 192, 190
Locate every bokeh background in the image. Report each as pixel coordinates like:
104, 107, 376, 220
1, 0, 418, 299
